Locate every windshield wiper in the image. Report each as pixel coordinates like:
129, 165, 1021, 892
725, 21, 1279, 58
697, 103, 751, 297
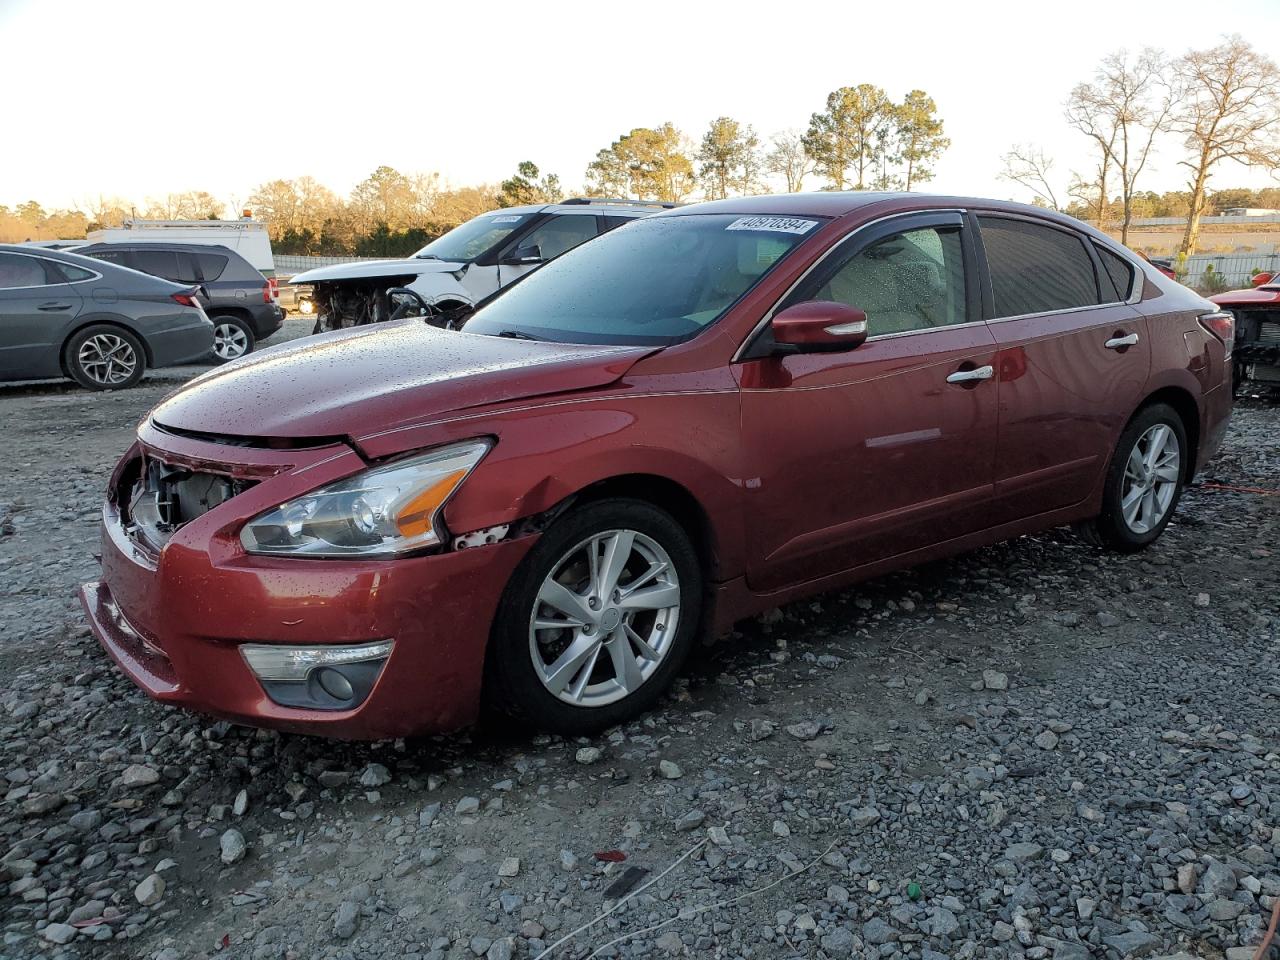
494, 329, 545, 341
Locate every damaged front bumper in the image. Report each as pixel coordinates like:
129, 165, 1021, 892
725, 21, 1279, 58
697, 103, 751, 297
80, 423, 536, 739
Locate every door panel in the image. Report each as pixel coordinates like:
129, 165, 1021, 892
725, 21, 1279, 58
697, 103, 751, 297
738, 325, 1000, 591
987, 306, 1148, 516
973, 215, 1151, 521
0, 254, 82, 378
736, 213, 998, 593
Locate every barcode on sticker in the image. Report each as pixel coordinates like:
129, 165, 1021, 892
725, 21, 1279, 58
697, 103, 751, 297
725, 216, 818, 235
491, 215, 522, 223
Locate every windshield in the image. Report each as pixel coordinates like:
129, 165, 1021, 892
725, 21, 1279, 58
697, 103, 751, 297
412, 212, 533, 261
464, 213, 823, 345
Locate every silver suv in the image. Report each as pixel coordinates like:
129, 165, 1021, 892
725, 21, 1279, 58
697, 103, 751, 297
290, 199, 673, 330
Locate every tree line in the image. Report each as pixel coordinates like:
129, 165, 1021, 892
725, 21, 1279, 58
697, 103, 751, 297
1000, 34, 1280, 257
1, 84, 950, 254
5, 47, 1276, 258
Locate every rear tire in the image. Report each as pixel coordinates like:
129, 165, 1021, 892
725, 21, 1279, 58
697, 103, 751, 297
64, 325, 146, 390
1075, 402, 1187, 552
485, 498, 703, 735
210, 315, 255, 363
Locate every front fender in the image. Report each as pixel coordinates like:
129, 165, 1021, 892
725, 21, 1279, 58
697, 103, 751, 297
407, 274, 473, 307
385, 391, 748, 581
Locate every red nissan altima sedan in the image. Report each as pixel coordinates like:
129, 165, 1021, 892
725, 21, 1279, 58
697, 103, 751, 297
81, 193, 1233, 739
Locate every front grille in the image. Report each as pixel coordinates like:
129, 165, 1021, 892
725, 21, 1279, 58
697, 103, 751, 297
1258, 321, 1280, 347
120, 456, 257, 551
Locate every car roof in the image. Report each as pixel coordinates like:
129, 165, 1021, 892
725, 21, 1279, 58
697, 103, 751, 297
492, 200, 671, 217
655, 191, 1093, 229
77, 241, 239, 256
0, 243, 187, 287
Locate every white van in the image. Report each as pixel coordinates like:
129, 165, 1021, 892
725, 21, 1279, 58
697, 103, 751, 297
85, 219, 276, 275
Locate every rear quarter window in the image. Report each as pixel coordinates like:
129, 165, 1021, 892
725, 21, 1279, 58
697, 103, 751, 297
1095, 244, 1135, 301
197, 252, 229, 281
978, 217, 1101, 317
55, 263, 96, 282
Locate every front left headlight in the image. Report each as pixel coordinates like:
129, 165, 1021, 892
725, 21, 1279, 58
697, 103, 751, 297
240, 439, 490, 558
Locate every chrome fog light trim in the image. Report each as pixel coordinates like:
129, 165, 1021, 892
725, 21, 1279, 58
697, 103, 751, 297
240, 640, 394, 682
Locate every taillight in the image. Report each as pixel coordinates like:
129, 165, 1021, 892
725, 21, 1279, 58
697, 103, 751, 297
264, 277, 279, 303
1198, 311, 1234, 357
171, 293, 198, 307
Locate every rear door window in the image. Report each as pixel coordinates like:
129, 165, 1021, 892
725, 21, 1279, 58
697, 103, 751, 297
131, 249, 182, 282
978, 217, 1100, 317
173, 253, 201, 283
0, 253, 59, 288
85, 248, 129, 268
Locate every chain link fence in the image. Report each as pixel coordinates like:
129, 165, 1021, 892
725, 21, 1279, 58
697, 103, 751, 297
1180, 253, 1280, 291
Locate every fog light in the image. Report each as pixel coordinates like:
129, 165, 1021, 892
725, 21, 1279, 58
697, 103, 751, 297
241, 641, 392, 711
316, 667, 355, 701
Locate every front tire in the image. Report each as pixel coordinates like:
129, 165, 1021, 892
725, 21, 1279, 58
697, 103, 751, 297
65, 325, 146, 390
1076, 403, 1187, 552
210, 315, 255, 363
486, 498, 703, 735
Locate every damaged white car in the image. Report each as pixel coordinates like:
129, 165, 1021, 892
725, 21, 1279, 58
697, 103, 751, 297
290, 198, 671, 330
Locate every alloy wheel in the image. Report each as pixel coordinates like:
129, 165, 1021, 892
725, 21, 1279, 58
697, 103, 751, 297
528, 529, 681, 707
77, 333, 138, 386
213, 321, 250, 360
1120, 423, 1181, 534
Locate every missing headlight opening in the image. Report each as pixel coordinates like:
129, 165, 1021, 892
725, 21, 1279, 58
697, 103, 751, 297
123, 457, 256, 551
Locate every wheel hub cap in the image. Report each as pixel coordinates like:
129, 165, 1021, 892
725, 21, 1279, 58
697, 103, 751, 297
1120, 423, 1180, 535
78, 334, 136, 385
528, 528, 681, 708
213, 323, 249, 360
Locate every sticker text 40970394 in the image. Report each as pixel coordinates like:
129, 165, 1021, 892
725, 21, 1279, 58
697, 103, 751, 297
725, 216, 818, 235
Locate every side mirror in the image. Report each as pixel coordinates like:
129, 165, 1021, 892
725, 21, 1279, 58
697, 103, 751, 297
386, 287, 430, 322
502, 244, 543, 266
770, 301, 868, 353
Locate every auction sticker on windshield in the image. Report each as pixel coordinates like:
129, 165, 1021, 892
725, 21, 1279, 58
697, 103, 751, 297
492, 215, 523, 223
725, 216, 818, 234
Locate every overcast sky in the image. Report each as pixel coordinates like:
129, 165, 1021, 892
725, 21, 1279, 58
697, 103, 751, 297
3, 0, 1278, 213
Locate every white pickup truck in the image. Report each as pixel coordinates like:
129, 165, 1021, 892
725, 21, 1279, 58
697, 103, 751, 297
289, 198, 670, 329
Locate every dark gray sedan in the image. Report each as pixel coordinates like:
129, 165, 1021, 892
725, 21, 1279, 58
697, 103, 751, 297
0, 245, 213, 390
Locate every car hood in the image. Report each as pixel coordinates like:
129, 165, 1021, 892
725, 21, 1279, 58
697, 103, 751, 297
1210, 286, 1280, 305
289, 258, 465, 284
150, 322, 655, 444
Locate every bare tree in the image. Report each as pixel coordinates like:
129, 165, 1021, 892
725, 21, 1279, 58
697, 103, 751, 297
999, 144, 1062, 210
1067, 170, 1112, 224
765, 130, 815, 192
1172, 36, 1280, 256
1066, 49, 1175, 244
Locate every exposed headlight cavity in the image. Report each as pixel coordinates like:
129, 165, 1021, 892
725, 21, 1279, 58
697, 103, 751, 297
240, 440, 490, 557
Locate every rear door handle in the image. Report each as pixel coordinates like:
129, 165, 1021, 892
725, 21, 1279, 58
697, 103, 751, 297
1105, 332, 1139, 349
946, 364, 994, 384
38, 302, 73, 311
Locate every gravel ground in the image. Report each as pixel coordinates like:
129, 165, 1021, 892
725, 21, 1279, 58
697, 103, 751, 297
0, 376, 1276, 960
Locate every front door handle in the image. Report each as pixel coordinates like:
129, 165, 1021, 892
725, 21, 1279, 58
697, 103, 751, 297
1105, 332, 1140, 349
38, 302, 73, 311
946, 364, 994, 384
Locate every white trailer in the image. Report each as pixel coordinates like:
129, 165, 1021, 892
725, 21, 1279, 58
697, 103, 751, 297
85, 218, 276, 275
